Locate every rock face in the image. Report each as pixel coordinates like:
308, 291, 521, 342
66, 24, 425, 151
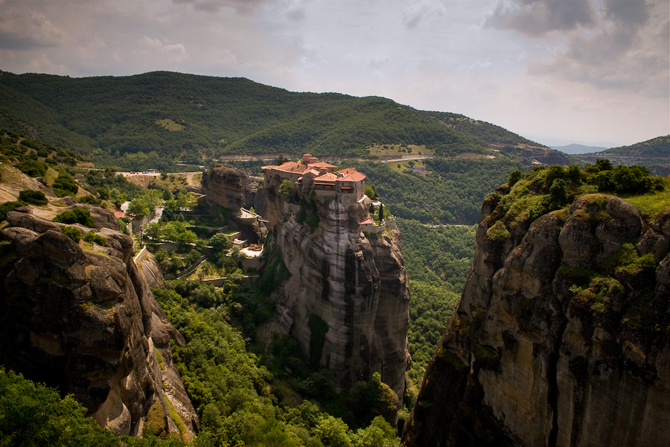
403, 194, 670, 447
264, 182, 411, 404
201, 165, 265, 244
0, 210, 197, 439
202, 165, 254, 211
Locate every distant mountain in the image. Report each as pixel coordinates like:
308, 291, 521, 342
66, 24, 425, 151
550, 143, 608, 154
0, 70, 543, 168
570, 135, 670, 174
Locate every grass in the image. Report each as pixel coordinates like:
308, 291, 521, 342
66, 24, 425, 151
165, 397, 188, 439
155, 119, 186, 131
621, 179, 670, 218
366, 143, 432, 156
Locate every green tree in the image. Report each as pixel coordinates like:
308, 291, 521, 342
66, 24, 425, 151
507, 170, 522, 187
279, 180, 298, 202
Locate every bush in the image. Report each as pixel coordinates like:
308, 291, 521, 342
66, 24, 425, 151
18, 190, 48, 205
16, 160, 47, 178
507, 170, 523, 187
0, 201, 25, 221
52, 172, 79, 197
61, 226, 82, 243
54, 208, 94, 227
83, 231, 106, 246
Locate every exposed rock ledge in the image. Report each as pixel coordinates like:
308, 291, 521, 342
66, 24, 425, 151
0, 209, 197, 439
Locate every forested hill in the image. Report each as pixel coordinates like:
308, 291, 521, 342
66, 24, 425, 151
0, 70, 542, 165
572, 135, 670, 168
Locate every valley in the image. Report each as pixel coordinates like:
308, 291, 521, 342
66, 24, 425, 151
0, 71, 669, 447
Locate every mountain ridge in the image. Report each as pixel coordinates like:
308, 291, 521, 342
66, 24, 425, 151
0, 70, 543, 167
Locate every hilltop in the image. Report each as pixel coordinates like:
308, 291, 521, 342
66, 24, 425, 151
571, 135, 670, 171
0, 71, 543, 169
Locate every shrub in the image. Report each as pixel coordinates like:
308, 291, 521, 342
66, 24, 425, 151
18, 190, 48, 205
486, 221, 510, 241
507, 170, 523, 187
16, 160, 47, 177
54, 208, 94, 227
52, 172, 78, 197
61, 226, 82, 243
83, 231, 106, 246
0, 201, 25, 221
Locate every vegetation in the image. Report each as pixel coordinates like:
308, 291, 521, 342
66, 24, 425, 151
152, 282, 401, 447
0, 201, 25, 221
397, 219, 477, 396
128, 190, 163, 218
0, 71, 541, 167
145, 221, 198, 248
83, 231, 106, 246
53, 207, 95, 227
52, 172, 79, 197
0, 367, 119, 447
343, 158, 525, 224
62, 226, 82, 243
18, 189, 48, 205
574, 135, 670, 167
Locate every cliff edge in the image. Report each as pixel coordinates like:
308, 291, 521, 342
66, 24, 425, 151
0, 209, 197, 439
403, 169, 670, 446
261, 163, 411, 407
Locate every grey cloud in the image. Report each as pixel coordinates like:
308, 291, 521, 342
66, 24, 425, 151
486, 0, 595, 36
488, 0, 667, 96
172, 0, 269, 14
604, 0, 649, 26
529, 11, 668, 97
0, 4, 63, 50
403, 1, 448, 29
287, 8, 305, 21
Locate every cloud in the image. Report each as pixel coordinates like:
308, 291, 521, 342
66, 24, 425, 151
487, 0, 668, 96
403, 0, 448, 29
139, 36, 187, 62
172, 0, 270, 14
0, 3, 63, 50
486, 0, 595, 37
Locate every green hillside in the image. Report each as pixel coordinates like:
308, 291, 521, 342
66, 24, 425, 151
0, 71, 541, 168
573, 135, 670, 167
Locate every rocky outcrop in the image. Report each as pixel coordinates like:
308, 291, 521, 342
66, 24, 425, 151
0, 210, 197, 439
138, 251, 166, 289
202, 165, 254, 211
265, 185, 411, 405
403, 194, 670, 447
202, 166, 265, 244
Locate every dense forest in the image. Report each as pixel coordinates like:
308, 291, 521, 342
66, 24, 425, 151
0, 71, 542, 169
396, 220, 477, 394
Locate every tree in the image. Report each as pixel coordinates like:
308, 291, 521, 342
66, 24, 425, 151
378, 204, 384, 223
550, 178, 568, 205
279, 180, 298, 202
209, 233, 231, 253
507, 170, 522, 187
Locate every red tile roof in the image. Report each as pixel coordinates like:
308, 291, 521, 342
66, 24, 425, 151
360, 218, 374, 225
309, 161, 337, 169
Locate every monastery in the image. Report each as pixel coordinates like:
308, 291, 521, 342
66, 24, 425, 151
262, 154, 367, 200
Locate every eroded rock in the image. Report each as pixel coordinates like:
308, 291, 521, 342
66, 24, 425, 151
0, 209, 197, 439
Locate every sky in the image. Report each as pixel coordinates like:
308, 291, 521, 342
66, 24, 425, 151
0, 0, 668, 148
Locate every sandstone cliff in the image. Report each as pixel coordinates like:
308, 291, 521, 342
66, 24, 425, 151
263, 180, 411, 405
0, 209, 197, 439
403, 192, 670, 447
201, 165, 265, 244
